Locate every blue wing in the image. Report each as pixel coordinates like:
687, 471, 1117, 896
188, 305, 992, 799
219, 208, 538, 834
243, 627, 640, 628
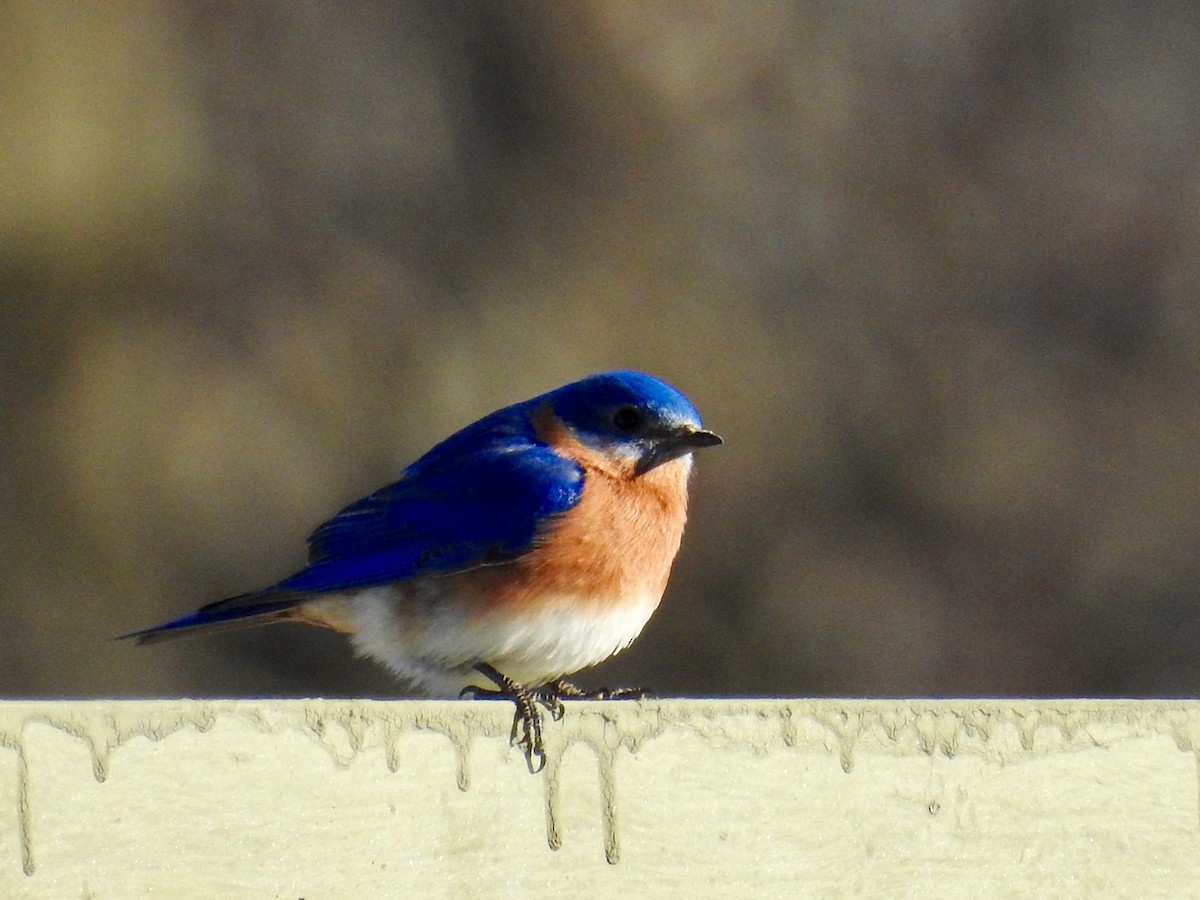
279, 441, 583, 592
124, 426, 583, 643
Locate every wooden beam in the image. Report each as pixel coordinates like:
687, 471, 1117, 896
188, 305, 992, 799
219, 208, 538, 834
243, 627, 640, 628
1, 699, 1196, 897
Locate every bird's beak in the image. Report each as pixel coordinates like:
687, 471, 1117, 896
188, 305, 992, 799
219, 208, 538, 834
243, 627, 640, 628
634, 425, 723, 476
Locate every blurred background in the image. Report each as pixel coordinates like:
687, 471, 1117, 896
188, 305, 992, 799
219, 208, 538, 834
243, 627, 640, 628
5, 1, 1200, 700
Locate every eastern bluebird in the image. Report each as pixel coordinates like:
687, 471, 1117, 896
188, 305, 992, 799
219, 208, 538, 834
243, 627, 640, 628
125, 371, 721, 770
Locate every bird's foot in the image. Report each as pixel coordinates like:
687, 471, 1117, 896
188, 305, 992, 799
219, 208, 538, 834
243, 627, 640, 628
458, 668, 653, 772
462, 663, 554, 773
542, 679, 652, 701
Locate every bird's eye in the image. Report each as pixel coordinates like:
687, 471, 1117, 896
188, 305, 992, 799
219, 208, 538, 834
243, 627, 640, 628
612, 405, 644, 432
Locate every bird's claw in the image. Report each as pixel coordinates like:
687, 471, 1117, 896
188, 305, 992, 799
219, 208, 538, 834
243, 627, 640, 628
470, 663, 549, 774
544, 679, 652, 701
530, 686, 566, 721
509, 696, 547, 774
465, 666, 652, 774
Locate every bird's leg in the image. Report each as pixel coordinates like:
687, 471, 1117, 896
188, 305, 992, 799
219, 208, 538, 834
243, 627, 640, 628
543, 679, 652, 701
462, 666, 565, 718
528, 685, 566, 721
462, 663, 548, 774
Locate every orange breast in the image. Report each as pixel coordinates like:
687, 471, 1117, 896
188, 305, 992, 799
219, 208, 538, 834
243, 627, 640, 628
475, 409, 693, 613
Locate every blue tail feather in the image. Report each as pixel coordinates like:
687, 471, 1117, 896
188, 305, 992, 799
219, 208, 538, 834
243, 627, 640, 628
119, 591, 304, 644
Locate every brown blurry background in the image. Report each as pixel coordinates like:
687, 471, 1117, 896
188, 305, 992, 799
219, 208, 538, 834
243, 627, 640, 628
5, 2, 1200, 700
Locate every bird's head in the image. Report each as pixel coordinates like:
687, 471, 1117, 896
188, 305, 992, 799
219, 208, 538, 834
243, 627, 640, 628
542, 371, 722, 476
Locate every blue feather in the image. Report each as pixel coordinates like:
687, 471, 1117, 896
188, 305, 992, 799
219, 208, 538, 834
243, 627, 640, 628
283, 437, 583, 592
123, 370, 713, 644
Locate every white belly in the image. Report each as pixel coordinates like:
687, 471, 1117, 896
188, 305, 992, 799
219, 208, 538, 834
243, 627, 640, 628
304, 585, 660, 697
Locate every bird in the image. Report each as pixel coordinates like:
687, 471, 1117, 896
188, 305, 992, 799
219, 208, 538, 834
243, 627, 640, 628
124, 370, 722, 771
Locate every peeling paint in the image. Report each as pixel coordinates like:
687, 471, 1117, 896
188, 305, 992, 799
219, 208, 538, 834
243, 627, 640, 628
1, 698, 1198, 880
